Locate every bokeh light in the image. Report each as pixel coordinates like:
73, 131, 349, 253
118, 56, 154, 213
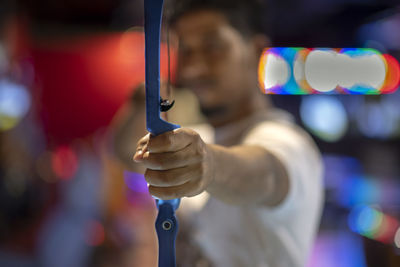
348, 205, 400, 244
300, 95, 348, 142
337, 176, 381, 207
348, 205, 383, 238
258, 48, 400, 94
356, 99, 399, 139
124, 171, 148, 193
84, 220, 105, 247
51, 146, 79, 180
0, 79, 31, 131
124, 171, 153, 206
32, 31, 176, 144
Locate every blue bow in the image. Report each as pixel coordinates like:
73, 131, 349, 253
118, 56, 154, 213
144, 0, 180, 266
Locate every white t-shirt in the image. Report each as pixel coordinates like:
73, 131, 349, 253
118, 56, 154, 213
179, 111, 324, 267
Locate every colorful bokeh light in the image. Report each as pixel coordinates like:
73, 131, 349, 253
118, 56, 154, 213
258, 48, 400, 94
348, 205, 400, 244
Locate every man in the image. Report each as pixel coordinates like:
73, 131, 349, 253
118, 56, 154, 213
133, 0, 324, 266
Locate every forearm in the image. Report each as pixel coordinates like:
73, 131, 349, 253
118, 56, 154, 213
206, 144, 289, 207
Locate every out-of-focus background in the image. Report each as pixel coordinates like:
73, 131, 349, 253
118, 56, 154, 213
0, 0, 400, 266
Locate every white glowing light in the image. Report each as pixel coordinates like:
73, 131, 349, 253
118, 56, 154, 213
354, 54, 386, 89
263, 53, 290, 89
395, 227, 400, 248
336, 53, 356, 88
305, 50, 339, 92
300, 95, 348, 142
305, 49, 387, 92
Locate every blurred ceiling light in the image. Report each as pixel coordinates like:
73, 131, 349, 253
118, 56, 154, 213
300, 95, 348, 142
258, 48, 400, 94
0, 79, 31, 131
259, 52, 290, 90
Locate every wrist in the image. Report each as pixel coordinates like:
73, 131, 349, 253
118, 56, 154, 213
204, 144, 224, 194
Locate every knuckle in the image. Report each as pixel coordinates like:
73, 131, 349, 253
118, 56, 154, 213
146, 170, 167, 186
148, 187, 160, 198
188, 129, 201, 141
137, 134, 149, 146
144, 169, 155, 184
151, 157, 164, 169
145, 153, 166, 169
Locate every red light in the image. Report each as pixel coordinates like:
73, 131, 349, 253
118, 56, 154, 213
374, 214, 400, 244
380, 54, 400, 94
85, 220, 105, 247
51, 146, 78, 180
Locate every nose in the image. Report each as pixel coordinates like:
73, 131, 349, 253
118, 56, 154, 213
179, 51, 209, 82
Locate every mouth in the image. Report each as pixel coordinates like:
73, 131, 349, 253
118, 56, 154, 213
185, 80, 216, 93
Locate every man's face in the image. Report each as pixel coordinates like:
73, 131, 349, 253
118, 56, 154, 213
174, 10, 258, 115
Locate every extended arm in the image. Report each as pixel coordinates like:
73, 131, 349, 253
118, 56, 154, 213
134, 128, 289, 207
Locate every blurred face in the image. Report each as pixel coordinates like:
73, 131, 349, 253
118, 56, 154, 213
174, 10, 260, 119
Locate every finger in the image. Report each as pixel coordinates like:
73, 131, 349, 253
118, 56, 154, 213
136, 133, 150, 151
141, 143, 202, 170
145, 163, 202, 187
147, 128, 199, 153
133, 134, 150, 161
149, 179, 203, 200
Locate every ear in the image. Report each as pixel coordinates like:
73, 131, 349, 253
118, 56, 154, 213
252, 34, 271, 56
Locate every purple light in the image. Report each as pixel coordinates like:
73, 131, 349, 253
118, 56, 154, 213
123, 171, 148, 193
307, 231, 367, 267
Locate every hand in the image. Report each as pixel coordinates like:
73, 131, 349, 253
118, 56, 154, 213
133, 128, 214, 200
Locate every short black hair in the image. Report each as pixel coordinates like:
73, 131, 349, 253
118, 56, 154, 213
167, 0, 270, 38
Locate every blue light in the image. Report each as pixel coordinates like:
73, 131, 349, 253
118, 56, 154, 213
0, 79, 31, 131
300, 95, 348, 142
348, 205, 382, 235
307, 231, 367, 267
337, 175, 381, 207
356, 99, 398, 139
